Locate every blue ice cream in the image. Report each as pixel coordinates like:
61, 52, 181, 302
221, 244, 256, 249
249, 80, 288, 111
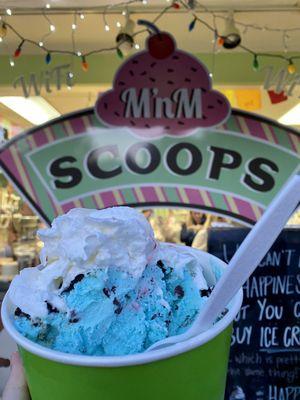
9, 207, 220, 356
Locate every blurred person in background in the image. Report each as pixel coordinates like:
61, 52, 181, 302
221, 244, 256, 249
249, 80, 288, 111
192, 215, 232, 252
180, 211, 207, 246
142, 209, 181, 243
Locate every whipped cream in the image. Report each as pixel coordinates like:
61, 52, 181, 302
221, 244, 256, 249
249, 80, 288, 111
8, 207, 156, 318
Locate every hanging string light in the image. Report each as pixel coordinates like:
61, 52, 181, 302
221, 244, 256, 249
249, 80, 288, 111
45, 3, 51, 9
81, 55, 89, 71
1, 1, 300, 76
43, 12, 56, 33
252, 54, 259, 71
217, 36, 225, 46
14, 40, 25, 58
287, 59, 296, 74
45, 52, 52, 64
188, 17, 197, 32
116, 47, 124, 59
9, 59, 15, 67
0, 22, 7, 39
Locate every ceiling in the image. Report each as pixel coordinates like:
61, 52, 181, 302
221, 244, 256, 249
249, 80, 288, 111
1, 0, 300, 9
0, 1, 300, 54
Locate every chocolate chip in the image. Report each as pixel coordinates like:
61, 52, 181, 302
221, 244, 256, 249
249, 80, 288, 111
45, 301, 59, 314
167, 80, 174, 85
174, 285, 184, 298
172, 55, 179, 60
200, 286, 214, 297
174, 304, 179, 310
14, 307, 30, 320
140, 71, 147, 76
104, 102, 108, 110
185, 78, 191, 82
103, 288, 111, 298
207, 105, 214, 109
149, 77, 156, 82
69, 318, 79, 323
68, 310, 79, 323
118, 81, 126, 86
150, 62, 156, 67
61, 274, 84, 294
178, 121, 184, 125
164, 126, 170, 130
191, 67, 197, 72
129, 70, 134, 76
217, 99, 223, 105
114, 111, 120, 117
165, 319, 171, 327
151, 314, 157, 320
130, 120, 136, 126
145, 123, 150, 128
0, 358, 10, 367
132, 60, 139, 64
167, 68, 174, 72
111, 286, 117, 294
157, 260, 166, 274
113, 298, 122, 315
201, 87, 207, 93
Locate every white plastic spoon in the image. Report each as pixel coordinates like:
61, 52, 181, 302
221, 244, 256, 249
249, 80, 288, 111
147, 172, 300, 352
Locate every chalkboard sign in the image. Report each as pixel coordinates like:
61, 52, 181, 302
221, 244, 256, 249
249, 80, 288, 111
208, 227, 300, 400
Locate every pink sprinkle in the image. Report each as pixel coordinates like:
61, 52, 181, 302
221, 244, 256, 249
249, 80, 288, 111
132, 302, 140, 311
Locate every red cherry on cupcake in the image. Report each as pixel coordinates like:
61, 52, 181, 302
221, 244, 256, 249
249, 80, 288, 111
147, 32, 175, 59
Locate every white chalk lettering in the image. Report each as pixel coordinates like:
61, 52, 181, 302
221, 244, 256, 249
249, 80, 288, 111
260, 326, 279, 348
268, 385, 300, 400
257, 298, 283, 321
283, 326, 300, 347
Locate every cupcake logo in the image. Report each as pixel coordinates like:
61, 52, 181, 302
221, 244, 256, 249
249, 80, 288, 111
95, 22, 231, 138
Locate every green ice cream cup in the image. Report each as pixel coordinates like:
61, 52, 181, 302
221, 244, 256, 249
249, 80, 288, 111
1, 249, 243, 400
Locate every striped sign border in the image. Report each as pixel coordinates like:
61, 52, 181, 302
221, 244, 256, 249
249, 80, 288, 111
0, 108, 299, 226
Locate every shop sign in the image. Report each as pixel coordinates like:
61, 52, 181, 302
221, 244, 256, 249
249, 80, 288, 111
0, 33, 299, 225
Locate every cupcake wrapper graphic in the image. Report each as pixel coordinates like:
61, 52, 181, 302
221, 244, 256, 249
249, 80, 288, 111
95, 33, 231, 138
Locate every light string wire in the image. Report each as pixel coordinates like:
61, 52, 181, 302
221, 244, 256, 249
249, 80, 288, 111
1, 0, 300, 68
179, 0, 300, 65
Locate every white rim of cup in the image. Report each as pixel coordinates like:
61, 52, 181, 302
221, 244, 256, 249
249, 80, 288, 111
1, 289, 243, 367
